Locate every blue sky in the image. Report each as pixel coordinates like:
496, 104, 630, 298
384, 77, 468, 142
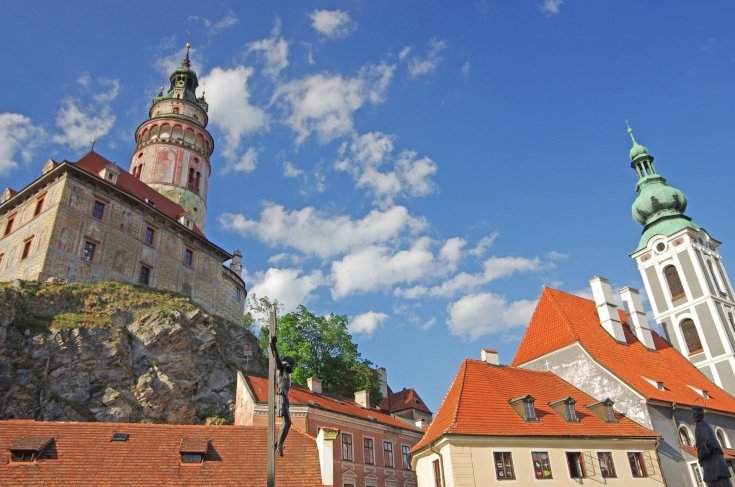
2, 1, 735, 411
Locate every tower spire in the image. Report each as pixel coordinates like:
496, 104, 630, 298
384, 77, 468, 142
183, 36, 192, 68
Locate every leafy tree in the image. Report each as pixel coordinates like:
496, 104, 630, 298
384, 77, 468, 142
258, 304, 382, 404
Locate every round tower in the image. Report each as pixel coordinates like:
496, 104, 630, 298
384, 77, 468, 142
130, 42, 213, 231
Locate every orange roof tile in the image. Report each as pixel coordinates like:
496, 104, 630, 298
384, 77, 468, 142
387, 388, 432, 414
246, 375, 422, 432
0, 420, 322, 487
413, 359, 659, 453
512, 287, 735, 414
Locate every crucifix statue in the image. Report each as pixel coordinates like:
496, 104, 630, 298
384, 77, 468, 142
270, 335, 295, 457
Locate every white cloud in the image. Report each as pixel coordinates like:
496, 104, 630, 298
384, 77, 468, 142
247, 267, 324, 312
469, 232, 498, 257
350, 311, 389, 337
398, 46, 412, 61
439, 237, 465, 269
446, 292, 536, 340
407, 38, 446, 78
547, 250, 568, 260
219, 204, 426, 259
336, 132, 438, 206
201, 66, 268, 167
51, 75, 120, 150
395, 255, 542, 299
283, 161, 303, 178
189, 12, 238, 33
273, 63, 395, 145
540, 0, 563, 15
310, 10, 357, 39
0, 113, 45, 175
247, 19, 289, 78
461, 61, 471, 77
330, 237, 437, 298
223, 146, 258, 174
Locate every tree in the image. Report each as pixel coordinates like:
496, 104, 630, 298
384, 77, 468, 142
259, 305, 383, 404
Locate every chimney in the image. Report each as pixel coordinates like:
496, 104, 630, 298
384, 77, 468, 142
481, 348, 500, 365
377, 367, 388, 399
230, 249, 243, 275
307, 377, 322, 394
355, 390, 370, 409
590, 276, 626, 342
316, 427, 339, 486
415, 418, 426, 428
619, 287, 656, 350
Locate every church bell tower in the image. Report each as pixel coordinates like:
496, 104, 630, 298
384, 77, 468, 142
129, 42, 213, 231
628, 126, 735, 393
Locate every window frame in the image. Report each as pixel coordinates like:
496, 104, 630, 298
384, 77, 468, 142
523, 397, 537, 421
341, 432, 353, 462
433, 459, 442, 487
363, 437, 375, 465
531, 451, 553, 479
34, 193, 46, 217
566, 451, 586, 479
597, 451, 617, 478
144, 225, 156, 247
92, 200, 106, 220
679, 425, 694, 446
401, 444, 411, 470
184, 248, 194, 267
139, 264, 152, 286
628, 451, 648, 478
664, 264, 686, 301
82, 240, 97, 262
4, 213, 16, 236
383, 440, 394, 468
681, 318, 704, 355
21, 236, 34, 260
493, 451, 516, 480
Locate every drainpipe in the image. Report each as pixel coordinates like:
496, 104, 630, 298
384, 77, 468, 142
429, 442, 446, 487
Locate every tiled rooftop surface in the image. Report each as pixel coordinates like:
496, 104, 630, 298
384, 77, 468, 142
512, 287, 735, 413
0, 420, 323, 487
412, 359, 659, 453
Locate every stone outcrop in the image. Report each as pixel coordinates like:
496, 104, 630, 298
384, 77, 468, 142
0, 280, 265, 424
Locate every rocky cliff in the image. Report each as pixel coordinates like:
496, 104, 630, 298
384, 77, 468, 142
0, 280, 265, 424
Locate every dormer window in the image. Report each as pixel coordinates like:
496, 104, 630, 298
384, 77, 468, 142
9, 436, 53, 462
586, 398, 618, 423
179, 438, 208, 464
509, 394, 538, 422
688, 385, 711, 398
548, 397, 579, 423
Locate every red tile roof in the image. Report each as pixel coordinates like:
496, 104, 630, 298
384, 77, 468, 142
512, 287, 735, 414
412, 359, 658, 453
246, 375, 423, 432
73, 151, 205, 237
385, 388, 432, 415
0, 420, 322, 487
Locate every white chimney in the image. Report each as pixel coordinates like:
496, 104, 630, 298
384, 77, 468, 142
316, 427, 339, 486
307, 377, 323, 394
589, 276, 626, 342
355, 390, 370, 409
415, 418, 426, 428
481, 348, 500, 365
619, 287, 655, 350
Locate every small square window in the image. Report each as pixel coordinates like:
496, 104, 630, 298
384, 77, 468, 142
139, 265, 151, 285
92, 201, 105, 220
184, 249, 193, 267
144, 227, 155, 246
82, 241, 96, 262
181, 453, 203, 463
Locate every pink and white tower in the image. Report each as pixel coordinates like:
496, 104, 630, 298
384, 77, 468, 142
129, 42, 213, 231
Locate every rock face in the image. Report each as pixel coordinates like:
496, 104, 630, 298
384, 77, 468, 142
0, 280, 266, 424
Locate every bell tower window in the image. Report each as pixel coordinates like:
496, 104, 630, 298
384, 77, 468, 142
681, 319, 703, 355
664, 265, 686, 301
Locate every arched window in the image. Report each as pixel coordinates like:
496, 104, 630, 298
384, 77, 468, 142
679, 425, 693, 446
149, 125, 160, 140
184, 128, 195, 145
664, 265, 686, 301
716, 428, 729, 449
172, 125, 183, 141
159, 124, 171, 140
195, 171, 201, 192
173, 107, 180, 114
681, 319, 703, 355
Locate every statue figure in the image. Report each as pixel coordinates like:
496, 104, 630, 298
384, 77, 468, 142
270, 336, 296, 457
694, 406, 733, 486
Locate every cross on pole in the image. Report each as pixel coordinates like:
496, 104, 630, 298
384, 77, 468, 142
267, 310, 277, 487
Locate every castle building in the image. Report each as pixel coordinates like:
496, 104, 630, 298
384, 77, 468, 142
627, 127, 735, 392
0, 44, 246, 325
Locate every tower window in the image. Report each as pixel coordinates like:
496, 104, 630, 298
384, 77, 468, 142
173, 107, 180, 114
195, 171, 201, 192
680, 319, 703, 355
188, 168, 195, 190
664, 265, 686, 301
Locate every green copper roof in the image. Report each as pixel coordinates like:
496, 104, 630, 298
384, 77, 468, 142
627, 125, 696, 252
152, 42, 207, 108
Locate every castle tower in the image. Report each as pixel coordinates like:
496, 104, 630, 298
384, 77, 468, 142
130, 42, 213, 230
628, 126, 735, 392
